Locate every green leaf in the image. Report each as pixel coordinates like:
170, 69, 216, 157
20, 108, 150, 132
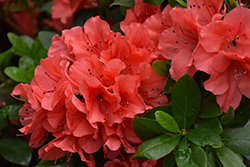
143, 105, 172, 119
0, 50, 12, 67
4, 66, 30, 83
221, 127, 250, 155
38, 31, 57, 49
0, 105, 20, 119
7, 32, 32, 57
155, 110, 180, 133
110, 0, 135, 8
34, 47, 48, 65
20, 35, 34, 48
163, 73, 175, 94
69, 153, 86, 167
176, 0, 187, 7
175, 138, 207, 167
229, 96, 250, 128
172, 74, 201, 130
31, 36, 43, 57
133, 134, 181, 160
36, 158, 67, 167
132, 117, 169, 141
0, 138, 32, 166
221, 106, 234, 128
163, 152, 176, 167
19, 56, 35, 71
215, 146, 246, 167
186, 127, 222, 148
198, 95, 222, 118
143, 0, 164, 5
0, 118, 8, 131
195, 117, 223, 134
205, 146, 215, 167
152, 60, 168, 76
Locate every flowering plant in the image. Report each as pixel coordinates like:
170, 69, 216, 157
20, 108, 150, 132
0, 0, 250, 167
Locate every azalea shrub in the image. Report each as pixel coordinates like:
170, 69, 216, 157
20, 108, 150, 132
0, 0, 250, 167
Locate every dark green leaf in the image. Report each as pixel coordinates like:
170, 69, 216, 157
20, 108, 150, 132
69, 153, 86, 167
195, 117, 223, 134
36, 158, 67, 167
163, 73, 175, 95
34, 47, 48, 65
0, 105, 20, 119
155, 110, 180, 133
21, 35, 34, 48
215, 146, 246, 167
4, 66, 30, 83
31, 36, 43, 57
229, 96, 250, 128
186, 127, 222, 148
198, 95, 222, 118
19, 56, 35, 71
143, 105, 172, 119
38, 31, 57, 49
152, 60, 168, 76
221, 127, 250, 155
205, 146, 215, 167
221, 106, 234, 128
7, 32, 32, 57
0, 118, 8, 130
110, 0, 135, 7
175, 138, 207, 167
132, 117, 169, 141
0, 138, 32, 166
143, 0, 164, 5
133, 134, 181, 160
172, 74, 201, 130
0, 50, 12, 67
163, 152, 176, 167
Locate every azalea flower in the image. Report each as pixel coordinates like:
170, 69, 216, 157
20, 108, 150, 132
193, 6, 250, 112
12, 16, 167, 166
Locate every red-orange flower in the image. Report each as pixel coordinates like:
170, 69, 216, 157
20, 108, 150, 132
193, 6, 250, 112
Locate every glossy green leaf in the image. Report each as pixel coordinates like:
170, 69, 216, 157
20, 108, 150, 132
229, 96, 250, 128
175, 138, 207, 167
163, 73, 175, 94
0, 105, 20, 119
110, 0, 135, 8
4, 66, 30, 83
133, 134, 181, 160
186, 127, 222, 148
163, 152, 176, 167
7, 32, 32, 57
38, 31, 57, 49
205, 146, 215, 167
176, 0, 187, 7
143, 105, 172, 119
215, 146, 246, 167
195, 117, 223, 134
172, 74, 201, 130
221, 106, 234, 128
155, 110, 180, 133
20, 35, 34, 48
132, 117, 169, 141
198, 95, 222, 118
221, 127, 250, 155
143, 0, 164, 5
152, 60, 168, 76
0, 138, 32, 166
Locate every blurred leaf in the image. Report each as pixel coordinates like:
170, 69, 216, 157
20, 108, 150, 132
20, 35, 34, 48
31, 36, 43, 57
0, 49, 12, 67
221, 106, 234, 128
132, 117, 169, 141
163, 152, 176, 167
143, 0, 164, 5
7, 32, 32, 57
110, 0, 135, 7
152, 60, 168, 76
0, 138, 32, 166
133, 134, 181, 160
143, 105, 172, 119
9, 3, 25, 12
205, 146, 215, 167
36, 159, 67, 167
4, 66, 30, 83
215, 146, 246, 167
38, 31, 57, 49
175, 138, 207, 167
34, 47, 48, 65
221, 127, 250, 155
198, 95, 222, 118
172, 74, 201, 130
19, 56, 34, 71
0, 104, 20, 119
155, 110, 180, 133
186, 127, 222, 148
0, 118, 7, 131
195, 117, 223, 134
69, 153, 86, 167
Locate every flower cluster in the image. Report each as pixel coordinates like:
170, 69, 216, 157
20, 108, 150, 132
12, 14, 167, 166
